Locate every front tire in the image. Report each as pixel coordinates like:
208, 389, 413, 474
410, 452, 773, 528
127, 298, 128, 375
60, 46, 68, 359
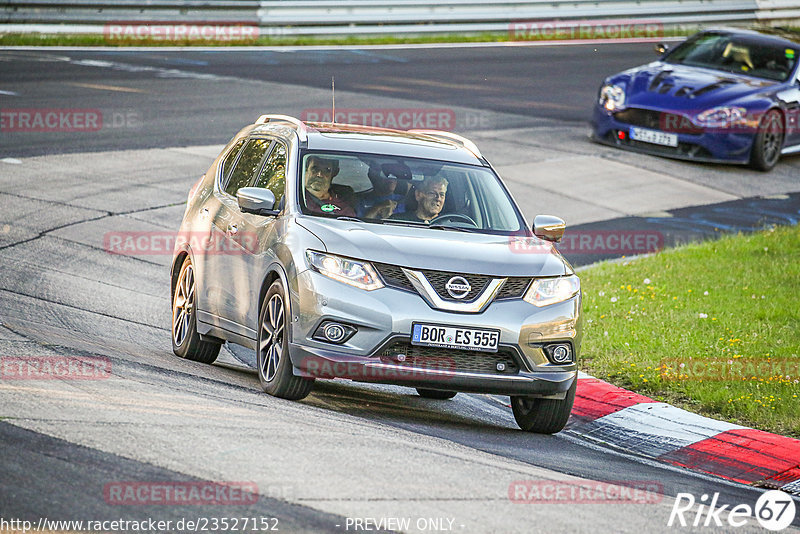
172, 256, 221, 364
511, 378, 576, 434
750, 109, 784, 171
416, 388, 457, 400
257, 280, 314, 400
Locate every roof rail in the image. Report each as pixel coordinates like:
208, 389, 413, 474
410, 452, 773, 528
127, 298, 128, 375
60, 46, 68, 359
408, 129, 482, 159
255, 114, 308, 142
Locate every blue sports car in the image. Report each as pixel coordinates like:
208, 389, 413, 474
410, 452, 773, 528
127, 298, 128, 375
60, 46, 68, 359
592, 29, 800, 171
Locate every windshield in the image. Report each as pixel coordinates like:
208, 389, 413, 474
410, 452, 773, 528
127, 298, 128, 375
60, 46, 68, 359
298, 151, 525, 235
663, 33, 798, 81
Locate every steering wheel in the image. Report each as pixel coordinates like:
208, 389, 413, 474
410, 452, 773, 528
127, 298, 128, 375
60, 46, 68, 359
428, 213, 478, 227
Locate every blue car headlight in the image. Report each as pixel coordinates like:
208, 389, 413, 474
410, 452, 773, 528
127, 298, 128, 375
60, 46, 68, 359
696, 106, 747, 128
599, 84, 626, 112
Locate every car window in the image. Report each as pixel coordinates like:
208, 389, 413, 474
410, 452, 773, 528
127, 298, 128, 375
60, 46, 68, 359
224, 138, 271, 197
665, 33, 798, 81
253, 142, 287, 206
221, 138, 246, 185
298, 151, 525, 234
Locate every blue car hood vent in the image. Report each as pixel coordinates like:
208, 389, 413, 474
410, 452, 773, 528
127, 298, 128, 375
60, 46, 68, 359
648, 69, 737, 99
690, 79, 737, 98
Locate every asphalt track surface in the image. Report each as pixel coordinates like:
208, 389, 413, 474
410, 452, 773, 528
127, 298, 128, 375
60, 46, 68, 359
0, 43, 652, 156
1, 43, 799, 533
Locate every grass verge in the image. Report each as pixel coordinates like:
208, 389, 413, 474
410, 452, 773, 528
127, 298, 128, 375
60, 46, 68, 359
579, 225, 800, 438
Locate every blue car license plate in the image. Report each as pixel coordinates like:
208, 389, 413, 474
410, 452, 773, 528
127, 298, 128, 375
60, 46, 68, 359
630, 127, 678, 147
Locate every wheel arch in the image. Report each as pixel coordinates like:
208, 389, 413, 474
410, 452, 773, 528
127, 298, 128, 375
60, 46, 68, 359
170, 246, 192, 302
258, 262, 293, 331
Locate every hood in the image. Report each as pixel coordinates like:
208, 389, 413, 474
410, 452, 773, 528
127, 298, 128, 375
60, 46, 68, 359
296, 217, 569, 277
613, 62, 778, 111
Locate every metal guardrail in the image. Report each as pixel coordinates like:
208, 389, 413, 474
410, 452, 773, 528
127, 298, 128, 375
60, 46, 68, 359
2, 0, 799, 37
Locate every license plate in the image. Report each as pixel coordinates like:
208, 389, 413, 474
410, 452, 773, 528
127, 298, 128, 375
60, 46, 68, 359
411, 323, 499, 353
630, 127, 678, 147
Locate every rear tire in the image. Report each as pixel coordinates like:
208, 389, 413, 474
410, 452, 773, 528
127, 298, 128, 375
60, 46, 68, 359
750, 109, 784, 171
511, 378, 576, 434
416, 388, 457, 400
172, 257, 221, 364
257, 280, 314, 400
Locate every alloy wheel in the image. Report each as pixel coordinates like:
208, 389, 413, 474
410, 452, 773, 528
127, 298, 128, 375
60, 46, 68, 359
259, 293, 284, 383
172, 263, 195, 347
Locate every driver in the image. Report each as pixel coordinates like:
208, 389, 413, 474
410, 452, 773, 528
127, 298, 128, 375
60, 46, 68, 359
303, 155, 356, 217
391, 177, 448, 224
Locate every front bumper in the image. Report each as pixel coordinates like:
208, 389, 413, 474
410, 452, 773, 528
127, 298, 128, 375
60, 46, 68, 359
591, 106, 756, 164
290, 340, 576, 397
287, 269, 581, 398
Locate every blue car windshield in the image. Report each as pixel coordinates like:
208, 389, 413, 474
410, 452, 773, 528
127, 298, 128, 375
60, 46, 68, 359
298, 151, 526, 235
664, 33, 798, 81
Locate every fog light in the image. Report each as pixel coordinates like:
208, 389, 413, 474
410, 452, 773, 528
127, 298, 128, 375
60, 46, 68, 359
312, 321, 356, 344
496, 362, 506, 372
545, 343, 573, 364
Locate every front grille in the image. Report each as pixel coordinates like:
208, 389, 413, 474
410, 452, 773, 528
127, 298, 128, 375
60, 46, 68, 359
379, 342, 520, 375
374, 262, 415, 292
497, 277, 531, 299
421, 269, 489, 302
626, 138, 713, 159
614, 108, 703, 135
374, 263, 530, 302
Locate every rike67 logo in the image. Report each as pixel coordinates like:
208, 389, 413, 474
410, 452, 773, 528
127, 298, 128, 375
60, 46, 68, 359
668, 490, 796, 531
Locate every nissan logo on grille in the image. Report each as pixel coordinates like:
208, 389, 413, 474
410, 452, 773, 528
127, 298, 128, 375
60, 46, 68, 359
445, 276, 471, 299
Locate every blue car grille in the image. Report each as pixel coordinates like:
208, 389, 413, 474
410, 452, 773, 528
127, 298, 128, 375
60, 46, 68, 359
614, 108, 703, 135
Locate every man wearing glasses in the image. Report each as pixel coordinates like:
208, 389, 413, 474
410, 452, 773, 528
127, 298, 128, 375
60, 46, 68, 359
391, 177, 448, 224
303, 155, 356, 217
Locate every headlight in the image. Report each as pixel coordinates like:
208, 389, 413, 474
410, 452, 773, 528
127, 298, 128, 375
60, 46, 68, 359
696, 106, 747, 128
306, 251, 384, 291
599, 84, 626, 112
523, 275, 580, 307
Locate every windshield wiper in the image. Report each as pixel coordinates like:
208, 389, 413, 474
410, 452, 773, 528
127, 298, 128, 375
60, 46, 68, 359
428, 224, 476, 233
382, 219, 428, 227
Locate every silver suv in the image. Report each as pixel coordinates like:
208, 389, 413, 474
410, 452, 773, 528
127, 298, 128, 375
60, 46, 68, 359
171, 115, 582, 433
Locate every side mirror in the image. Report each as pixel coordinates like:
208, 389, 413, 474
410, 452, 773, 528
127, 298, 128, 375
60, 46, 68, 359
654, 42, 670, 56
533, 215, 566, 243
238, 187, 278, 216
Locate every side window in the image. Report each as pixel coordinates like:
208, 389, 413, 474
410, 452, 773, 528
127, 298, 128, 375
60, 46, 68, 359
221, 139, 246, 185
254, 142, 287, 205
224, 138, 271, 197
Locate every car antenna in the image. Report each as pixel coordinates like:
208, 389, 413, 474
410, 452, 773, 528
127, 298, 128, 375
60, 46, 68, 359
331, 76, 336, 125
